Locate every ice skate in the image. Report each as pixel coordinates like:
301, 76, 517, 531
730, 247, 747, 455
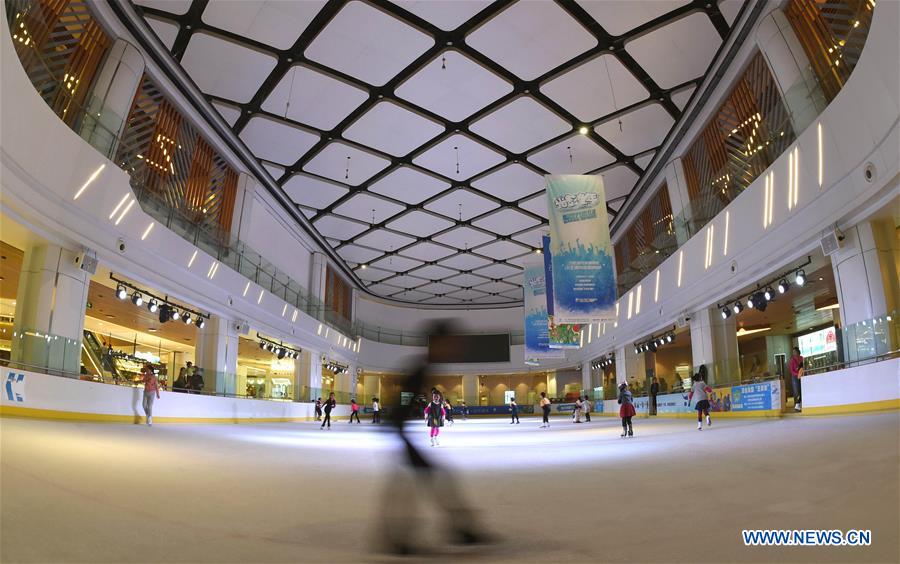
706, 415, 711, 426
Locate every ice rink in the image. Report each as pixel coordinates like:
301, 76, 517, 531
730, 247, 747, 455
2, 412, 898, 563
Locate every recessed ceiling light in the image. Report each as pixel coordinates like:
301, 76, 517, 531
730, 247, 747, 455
148, 328, 158, 333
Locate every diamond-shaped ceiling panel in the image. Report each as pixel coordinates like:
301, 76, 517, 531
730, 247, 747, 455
528, 134, 615, 174
469, 96, 571, 154
466, 0, 597, 81
395, 50, 512, 122
201, 1, 324, 49
304, 0, 434, 86
471, 163, 543, 202
134, 0, 739, 305
261, 65, 369, 131
344, 101, 444, 157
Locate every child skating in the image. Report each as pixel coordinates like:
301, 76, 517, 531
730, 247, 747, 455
424, 392, 446, 446
690, 373, 712, 430
618, 382, 635, 437
539, 391, 551, 428
509, 397, 519, 424
349, 399, 361, 424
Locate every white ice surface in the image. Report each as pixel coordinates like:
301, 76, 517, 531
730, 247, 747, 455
1, 414, 898, 562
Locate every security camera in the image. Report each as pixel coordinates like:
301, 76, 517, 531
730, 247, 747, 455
116, 238, 126, 254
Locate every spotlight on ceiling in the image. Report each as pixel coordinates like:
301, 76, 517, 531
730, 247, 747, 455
147, 299, 159, 313
634, 346, 640, 354
277, 348, 286, 360
182, 312, 192, 324
158, 304, 171, 324
721, 306, 731, 319
666, 333, 674, 343
795, 269, 806, 287
259, 341, 265, 350
170, 308, 180, 322
131, 292, 143, 306
116, 284, 127, 300
747, 295, 755, 309
195, 317, 205, 329
754, 292, 768, 312
733, 301, 744, 315
778, 279, 790, 294
649, 341, 658, 353
764, 287, 774, 301
578, 125, 589, 135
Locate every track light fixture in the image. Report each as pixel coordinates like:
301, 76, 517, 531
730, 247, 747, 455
721, 306, 731, 319
778, 279, 790, 294
110, 274, 208, 327
258, 337, 301, 360
764, 287, 774, 301
747, 295, 755, 309
795, 269, 806, 286
733, 301, 744, 315
753, 292, 768, 312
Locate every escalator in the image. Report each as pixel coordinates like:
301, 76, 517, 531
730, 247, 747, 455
82, 331, 118, 381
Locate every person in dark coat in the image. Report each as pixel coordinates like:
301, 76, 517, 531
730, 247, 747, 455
321, 392, 336, 429
649, 377, 660, 416
188, 367, 204, 394
618, 382, 635, 438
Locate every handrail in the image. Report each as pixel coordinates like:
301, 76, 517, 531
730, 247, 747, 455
803, 350, 900, 376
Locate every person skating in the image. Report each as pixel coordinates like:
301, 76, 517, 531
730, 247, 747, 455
509, 397, 520, 424
789, 347, 804, 411
372, 397, 380, 424
424, 392, 445, 446
321, 392, 336, 429
443, 398, 454, 426
618, 382, 635, 437
314, 397, 323, 421
140, 362, 160, 426
539, 391, 551, 428
573, 396, 583, 423
460, 401, 468, 420
583, 395, 592, 422
349, 399, 361, 424
690, 373, 712, 430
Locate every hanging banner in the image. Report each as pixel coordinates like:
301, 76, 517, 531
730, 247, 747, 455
542, 234, 580, 349
523, 257, 564, 364
545, 175, 617, 324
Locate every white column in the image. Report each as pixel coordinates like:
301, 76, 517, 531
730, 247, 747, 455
296, 350, 323, 402
81, 38, 145, 156
362, 370, 381, 404
12, 244, 89, 374
664, 159, 693, 246
230, 173, 257, 242
462, 374, 478, 405
194, 316, 238, 395
830, 220, 898, 326
690, 306, 739, 386
614, 345, 628, 386
580, 361, 591, 395
755, 8, 826, 133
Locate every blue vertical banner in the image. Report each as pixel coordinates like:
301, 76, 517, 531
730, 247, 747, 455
545, 175, 617, 323
542, 234, 580, 349
523, 256, 564, 364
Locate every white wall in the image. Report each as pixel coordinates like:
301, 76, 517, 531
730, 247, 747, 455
0, 367, 351, 421
356, 297, 523, 333
243, 189, 312, 290
802, 358, 900, 410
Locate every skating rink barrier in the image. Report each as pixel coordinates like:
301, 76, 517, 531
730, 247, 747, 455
1, 359, 897, 423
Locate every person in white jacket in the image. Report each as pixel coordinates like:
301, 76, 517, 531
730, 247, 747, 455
573, 397, 583, 423
582, 395, 592, 422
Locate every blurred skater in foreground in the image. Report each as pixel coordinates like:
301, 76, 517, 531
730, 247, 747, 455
378, 320, 495, 555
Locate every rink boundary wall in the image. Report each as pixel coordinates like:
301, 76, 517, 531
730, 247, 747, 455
0, 368, 351, 424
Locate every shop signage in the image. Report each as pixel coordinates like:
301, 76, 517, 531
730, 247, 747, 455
545, 175, 617, 324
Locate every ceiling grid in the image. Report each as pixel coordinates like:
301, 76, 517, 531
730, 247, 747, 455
133, 0, 739, 306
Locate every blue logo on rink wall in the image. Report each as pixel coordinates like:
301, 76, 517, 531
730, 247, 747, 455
545, 175, 617, 324
4, 370, 25, 403
732, 381, 780, 411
